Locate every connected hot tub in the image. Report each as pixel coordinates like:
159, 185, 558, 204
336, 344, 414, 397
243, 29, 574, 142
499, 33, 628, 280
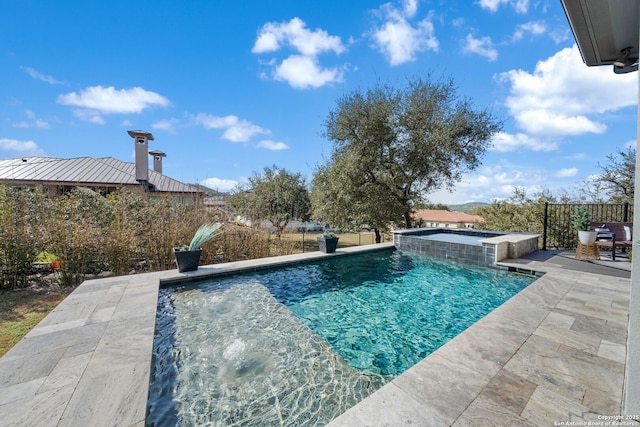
393, 228, 540, 267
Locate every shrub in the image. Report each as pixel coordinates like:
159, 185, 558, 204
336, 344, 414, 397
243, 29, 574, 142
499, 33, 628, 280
0, 186, 48, 289
44, 190, 105, 286
571, 205, 591, 231
0, 187, 307, 288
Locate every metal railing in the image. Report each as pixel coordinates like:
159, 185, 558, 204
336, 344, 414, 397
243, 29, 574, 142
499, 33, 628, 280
542, 202, 632, 250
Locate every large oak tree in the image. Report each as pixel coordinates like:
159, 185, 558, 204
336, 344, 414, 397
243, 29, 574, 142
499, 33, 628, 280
311, 76, 502, 241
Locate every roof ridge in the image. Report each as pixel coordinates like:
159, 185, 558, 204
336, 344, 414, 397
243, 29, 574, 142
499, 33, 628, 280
0, 155, 200, 193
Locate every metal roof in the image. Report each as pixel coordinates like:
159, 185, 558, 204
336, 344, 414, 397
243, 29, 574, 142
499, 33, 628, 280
0, 156, 201, 193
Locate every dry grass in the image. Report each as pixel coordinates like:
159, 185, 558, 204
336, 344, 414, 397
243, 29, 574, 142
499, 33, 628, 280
0, 286, 74, 357
273, 231, 390, 253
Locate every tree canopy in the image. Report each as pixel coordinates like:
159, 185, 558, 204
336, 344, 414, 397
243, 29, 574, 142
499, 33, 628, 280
226, 165, 310, 235
311, 76, 502, 239
593, 147, 635, 204
474, 187, 556, 234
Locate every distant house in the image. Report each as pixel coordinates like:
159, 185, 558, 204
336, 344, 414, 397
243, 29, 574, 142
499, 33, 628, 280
412, 209, 484, 229
200, 187, 234, 221
0, 130, 203, 204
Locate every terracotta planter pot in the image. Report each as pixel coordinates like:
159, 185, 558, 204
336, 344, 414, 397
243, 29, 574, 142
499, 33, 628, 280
174, 248, 202, 272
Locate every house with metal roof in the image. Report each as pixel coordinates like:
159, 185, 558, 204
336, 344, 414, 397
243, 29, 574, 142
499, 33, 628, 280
0, 130, 203, 203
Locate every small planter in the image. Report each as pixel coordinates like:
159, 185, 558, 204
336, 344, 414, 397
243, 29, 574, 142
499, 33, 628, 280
317, 236, 339, 253
578, 230, 597, 244
174, 248, 202, 272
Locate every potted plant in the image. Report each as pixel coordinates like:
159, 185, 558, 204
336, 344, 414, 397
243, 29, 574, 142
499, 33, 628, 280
174, 222, 223, 272
572, 206, 596, 244
317, 229, 339, 253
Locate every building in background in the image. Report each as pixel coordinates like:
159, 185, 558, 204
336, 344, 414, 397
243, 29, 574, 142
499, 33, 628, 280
0, 130, 203, 204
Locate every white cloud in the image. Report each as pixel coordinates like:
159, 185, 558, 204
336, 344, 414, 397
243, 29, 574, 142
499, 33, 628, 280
57, 86, 170, 123
427, 165, 548, 204
12, 110, 50, 129
253, 17, 345, 56
0, 138, 45, 155
548, 28, 571, 44
274, 55, 344, 88
72, 109, 105, 125
252, 17, 346, 89
192, 113, 270, 142
371, 3, 438, 66
253, 31, 280, 53
402, 0, 418, 18
11, 120, 46, 129
476, 0, 503, 12
499, 46, 637, 137
512, 21, 546, 41
514, 109, 605, 136
566, 152, 589, 161
554, 167, 578, 178
490, 132, 559, 152
152, 118, 179, 133
462, 34, 498, 61
452, 18, 465, 28
21, 66, 63, 84
200, 177, 239, 192
121, 119, 132, 127
256, 140, 289, 150
477, 0, 529, 13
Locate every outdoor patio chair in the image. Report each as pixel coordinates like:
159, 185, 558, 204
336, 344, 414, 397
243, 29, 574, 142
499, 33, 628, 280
591, 221, 632, 261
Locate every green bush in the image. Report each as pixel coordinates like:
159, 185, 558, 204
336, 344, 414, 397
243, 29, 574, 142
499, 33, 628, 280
35, 252, 59, 263
571, 205, 591, 231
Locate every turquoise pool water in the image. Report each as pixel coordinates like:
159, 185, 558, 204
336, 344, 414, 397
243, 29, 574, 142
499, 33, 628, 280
147, 249, 535, 426
416, 232, 485, 245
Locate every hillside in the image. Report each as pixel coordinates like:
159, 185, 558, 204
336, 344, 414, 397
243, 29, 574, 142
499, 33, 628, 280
447, 202, 489, 214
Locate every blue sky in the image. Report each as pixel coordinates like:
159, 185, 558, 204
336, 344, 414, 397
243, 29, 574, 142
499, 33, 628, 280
1, 0, 637, 204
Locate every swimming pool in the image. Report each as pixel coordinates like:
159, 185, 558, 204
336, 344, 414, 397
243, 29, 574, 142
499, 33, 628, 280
417, 232, 485, 245
147, 249, 535, 426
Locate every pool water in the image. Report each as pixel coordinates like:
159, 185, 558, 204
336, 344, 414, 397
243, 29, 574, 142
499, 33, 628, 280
147, 249, 535, 426
416, 232, 485, 245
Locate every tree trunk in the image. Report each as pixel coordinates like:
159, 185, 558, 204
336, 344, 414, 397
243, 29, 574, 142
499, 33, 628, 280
374, 228, 381, 243
403, 211, 413, 229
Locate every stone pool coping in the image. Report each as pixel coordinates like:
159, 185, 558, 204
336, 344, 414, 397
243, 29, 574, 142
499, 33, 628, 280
393, 227, 541, 266
0, 243, 631, 426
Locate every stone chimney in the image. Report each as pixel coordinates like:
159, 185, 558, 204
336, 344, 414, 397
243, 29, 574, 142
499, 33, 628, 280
127, 130, 154, 182
148, 150, 166, 174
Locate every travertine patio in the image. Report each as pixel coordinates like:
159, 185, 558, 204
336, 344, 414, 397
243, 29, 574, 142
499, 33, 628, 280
0, 244, 634, 426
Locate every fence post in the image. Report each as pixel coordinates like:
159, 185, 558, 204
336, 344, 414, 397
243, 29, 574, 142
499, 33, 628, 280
543, 202, 548, 250
624, 202, 629, 222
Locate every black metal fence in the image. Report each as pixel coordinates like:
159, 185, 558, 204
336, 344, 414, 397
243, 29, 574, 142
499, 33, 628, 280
542, 203, 632, 250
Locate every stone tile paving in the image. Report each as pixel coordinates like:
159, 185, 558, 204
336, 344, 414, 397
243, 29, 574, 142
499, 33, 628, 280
0, 273, 160, 427
0, 244, 634, 426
